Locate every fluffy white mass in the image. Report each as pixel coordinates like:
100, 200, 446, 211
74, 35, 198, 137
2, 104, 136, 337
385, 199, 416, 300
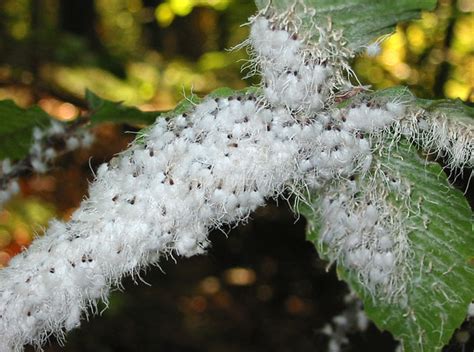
0, 90, 379, 350
321, 292, 369, 352
400, 110, 473, 170
246, 12, 351, 114
0, 8, 413, 351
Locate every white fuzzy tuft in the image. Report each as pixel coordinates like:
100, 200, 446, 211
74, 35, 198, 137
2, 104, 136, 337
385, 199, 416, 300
245, 10, 354, 114
365, 42, 381, 57
468, 302, 474, 318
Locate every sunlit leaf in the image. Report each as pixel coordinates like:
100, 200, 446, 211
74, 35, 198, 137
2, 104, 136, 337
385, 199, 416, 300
86, 90, 160, 126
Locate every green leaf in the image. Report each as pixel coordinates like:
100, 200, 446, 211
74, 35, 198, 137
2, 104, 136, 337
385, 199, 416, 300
303, 141, 474, 351
85, 90, 160, 126
371, 86, 474, 122
161, 93, 201, 119
415, 98, 474, 124
208, 86, 260, 99
254, 0, 437, 49
0, 100, 52, 160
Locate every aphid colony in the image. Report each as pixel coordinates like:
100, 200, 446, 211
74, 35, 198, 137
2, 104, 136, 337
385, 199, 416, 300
321, 292, 369, 352
246, 9, 351, 114
317, 176, 412, 300
0, 7, 411, 351
400, 109, 474, 171
0, 92, 346, 351
0, 121, 93, 207
0, 160, 19, 206
248, 9, 409, 298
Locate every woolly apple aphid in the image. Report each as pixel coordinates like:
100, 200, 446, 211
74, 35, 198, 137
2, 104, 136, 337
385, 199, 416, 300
33, 127, 43, 141
44, 148, 57, 161
333, 315, 349, 327
31, 158, 47, 173
344, 233, 361, 249
364, 34, 390, 57
348, 248, 371, 268
66, 137, 80, 151
81, 131, 95, 148
65, 306, 81, 330
249, 190, 264, 209
195, 99, 218, 117
386, 101, 406, 116
359, 154, 373, 173
378, 235, 394, 251
356, 310, 369, 331
363, 204, 378, 228
342, 213, 360, 231
468, 303, 474, 318
48, 120, 66, 135
175, 236, 198, 256
300, 159, 314, 172
174, 114, 188, 128
369, 268, 387, 285
365, 42, 381, 57
373, 252, 385, 269
381, 252, 395, 270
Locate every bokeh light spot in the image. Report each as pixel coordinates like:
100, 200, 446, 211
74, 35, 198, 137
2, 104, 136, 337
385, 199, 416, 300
155, 3, 175, 27
200, 276, 221, 295
170, 0, 193, 16
224, 267, 256, 286
0, 251, 10, 267
0, 229, 12, 249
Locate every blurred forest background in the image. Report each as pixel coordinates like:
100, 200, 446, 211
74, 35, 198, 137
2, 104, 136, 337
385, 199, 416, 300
0, 0, 473, 351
